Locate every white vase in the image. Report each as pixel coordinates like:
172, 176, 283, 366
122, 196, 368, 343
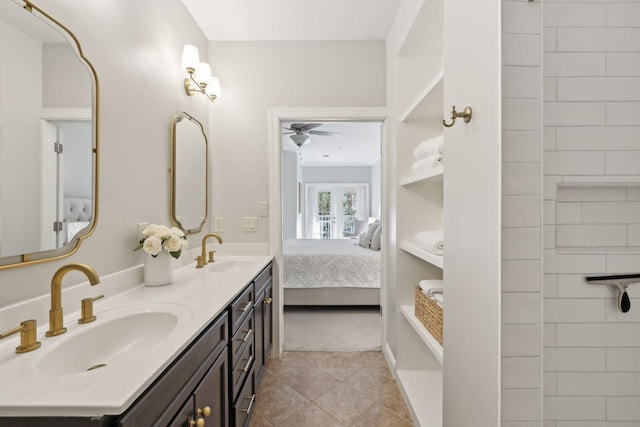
144, 251, 173, 287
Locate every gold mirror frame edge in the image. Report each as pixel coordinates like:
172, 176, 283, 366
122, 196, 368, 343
0, 0, 100, 271
169, 111, 208, 235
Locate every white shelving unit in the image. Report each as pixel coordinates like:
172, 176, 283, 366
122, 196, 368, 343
399, 242, 443, 269
388, 0, 445, 425
400, 305, 443, 363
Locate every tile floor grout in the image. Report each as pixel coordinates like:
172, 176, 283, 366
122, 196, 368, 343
249, 351, 414, 427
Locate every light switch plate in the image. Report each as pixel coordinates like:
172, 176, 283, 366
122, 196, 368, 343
214, 217, 224, 232
242, 217, 258, 232
259, 202, 269, 216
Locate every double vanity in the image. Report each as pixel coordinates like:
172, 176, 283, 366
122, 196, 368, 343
0, 255, 273, 427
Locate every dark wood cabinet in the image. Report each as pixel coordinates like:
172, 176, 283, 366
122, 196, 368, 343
253, 265, 272, 383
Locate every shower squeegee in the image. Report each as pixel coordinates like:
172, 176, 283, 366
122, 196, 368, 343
585, 273, 640, 313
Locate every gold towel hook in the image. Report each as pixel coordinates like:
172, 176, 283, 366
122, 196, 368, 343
443, 106, 472, 128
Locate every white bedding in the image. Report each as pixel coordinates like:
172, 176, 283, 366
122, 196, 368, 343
283, 239, 381, 289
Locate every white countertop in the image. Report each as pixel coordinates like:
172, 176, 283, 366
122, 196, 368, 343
0, 254, 272, 417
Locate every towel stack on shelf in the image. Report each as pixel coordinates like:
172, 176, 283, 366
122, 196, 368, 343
419, 280, 444, 308
411, 135, 444, 175
415, 229, 444, 256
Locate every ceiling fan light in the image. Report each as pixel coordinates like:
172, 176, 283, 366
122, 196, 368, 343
290, 134, 309, 147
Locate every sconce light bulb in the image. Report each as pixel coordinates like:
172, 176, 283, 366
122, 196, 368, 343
181, 44, 200, 71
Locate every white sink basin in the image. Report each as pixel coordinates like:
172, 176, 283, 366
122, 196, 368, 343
37, 303, 191, 376
208, 257, 255, 273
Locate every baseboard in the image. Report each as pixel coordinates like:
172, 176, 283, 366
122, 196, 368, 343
383, 341, 397, 379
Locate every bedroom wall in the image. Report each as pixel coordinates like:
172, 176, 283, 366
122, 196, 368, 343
282, 150, 298, 241
207, 41, 386, 243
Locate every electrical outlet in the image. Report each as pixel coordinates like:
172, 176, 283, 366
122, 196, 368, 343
259, 202, 269, 217
137, 223, 148, 243
242, 217, 258, 232
214, 217, 224, 232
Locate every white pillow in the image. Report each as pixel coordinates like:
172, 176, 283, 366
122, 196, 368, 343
358, 232, 372, 248
370, 224, 382, 251
367, 219, 381, 236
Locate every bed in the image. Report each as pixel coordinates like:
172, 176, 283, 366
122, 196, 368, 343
283, 238, 381, 306
63, 197, 92, 245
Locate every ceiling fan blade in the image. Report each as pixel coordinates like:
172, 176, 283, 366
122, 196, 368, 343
308, 130, 341, 137
283, 132, 294, 135
301, 123, 322, 131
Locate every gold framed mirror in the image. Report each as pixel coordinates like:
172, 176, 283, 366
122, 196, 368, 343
0, 0, 99, 270
170, 111, 208, 234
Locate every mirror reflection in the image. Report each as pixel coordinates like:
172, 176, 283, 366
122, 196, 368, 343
0, 0, 98, 268
170, 111, 208, 234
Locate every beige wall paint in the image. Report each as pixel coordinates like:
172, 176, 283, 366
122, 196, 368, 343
207, 41, 386, 243
0, 0, 210, 308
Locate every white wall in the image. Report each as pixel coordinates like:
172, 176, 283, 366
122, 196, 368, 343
207, 41, 386, 243
0, 0, 210, 309
0, 17, 42, 257
371, 159, 381, 218
282, 150, 298, 240
543, 2, 640, 424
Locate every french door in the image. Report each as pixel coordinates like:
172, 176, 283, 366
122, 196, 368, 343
305, 183, 368, 239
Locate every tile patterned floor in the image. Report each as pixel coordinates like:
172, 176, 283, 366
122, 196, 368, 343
249, 351, 414, 427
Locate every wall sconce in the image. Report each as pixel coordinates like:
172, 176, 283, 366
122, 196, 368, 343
181, 44, 221, 102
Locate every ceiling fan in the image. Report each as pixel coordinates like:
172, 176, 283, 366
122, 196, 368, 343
283, 123, 341, 147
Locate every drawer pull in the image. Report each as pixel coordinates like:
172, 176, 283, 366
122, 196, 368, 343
241, 355, 253, 373
197, 406, 211, 418
189, 417, 205, 427
241, 394, 256, 414
263, 297, 273, 305
238, 301, 252, 313
239, 328, 253, 343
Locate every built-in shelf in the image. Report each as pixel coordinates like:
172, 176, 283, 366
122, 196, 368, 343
400, 69, 444, 125
400, 167, 443, 186
401, 305, 443, 364
396, 369, 443, 427
400, 241, 444, 269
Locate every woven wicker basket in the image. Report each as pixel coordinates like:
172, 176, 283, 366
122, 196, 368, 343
415, 287, 443, 345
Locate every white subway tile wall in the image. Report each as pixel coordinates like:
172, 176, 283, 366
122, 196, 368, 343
502, 0, 543, 423
544, 0, 640, 421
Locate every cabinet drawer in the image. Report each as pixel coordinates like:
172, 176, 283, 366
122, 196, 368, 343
229, 284, 254, 334
230, 313, 253, 368
231, 339, 254, 399
232, 365, 256, 427
254, 264, 272, 297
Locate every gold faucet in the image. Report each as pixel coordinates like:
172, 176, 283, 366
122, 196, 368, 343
46, 263, 100, 337
197, 233, 223, 268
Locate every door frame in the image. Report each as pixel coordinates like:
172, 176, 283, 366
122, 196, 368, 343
267, 107, 387, 357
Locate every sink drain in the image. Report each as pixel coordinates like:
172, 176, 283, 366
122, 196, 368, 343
86, 363, 107, 371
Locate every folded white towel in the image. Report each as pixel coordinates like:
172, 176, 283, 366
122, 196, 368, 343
411, 154, 444, 175
415, 230, 444, 255
419, 281, 444, 307
414, 135, 444, 160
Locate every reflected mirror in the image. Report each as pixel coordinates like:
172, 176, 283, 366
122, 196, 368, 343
170, 111, 208, 234
0, 0, 99, 269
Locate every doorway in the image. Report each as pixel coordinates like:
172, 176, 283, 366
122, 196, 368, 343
267, 107, 388, 357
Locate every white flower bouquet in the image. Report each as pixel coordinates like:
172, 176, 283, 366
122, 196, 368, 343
134, 224, 188, 259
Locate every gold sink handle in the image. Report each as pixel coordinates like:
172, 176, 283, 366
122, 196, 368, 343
78, 294, 104, 324
0, 319, 41, 353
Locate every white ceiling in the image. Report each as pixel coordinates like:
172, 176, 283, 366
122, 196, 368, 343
181, 0, 400, 41
283, 122, 382, 167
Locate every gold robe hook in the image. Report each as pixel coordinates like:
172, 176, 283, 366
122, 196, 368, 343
443, 106, 472, 127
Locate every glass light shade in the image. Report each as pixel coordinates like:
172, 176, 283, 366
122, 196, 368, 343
195, 62, 212, 85
206, 76, 221, 98
181, 44, 200, 70
290, 134, 309, 147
